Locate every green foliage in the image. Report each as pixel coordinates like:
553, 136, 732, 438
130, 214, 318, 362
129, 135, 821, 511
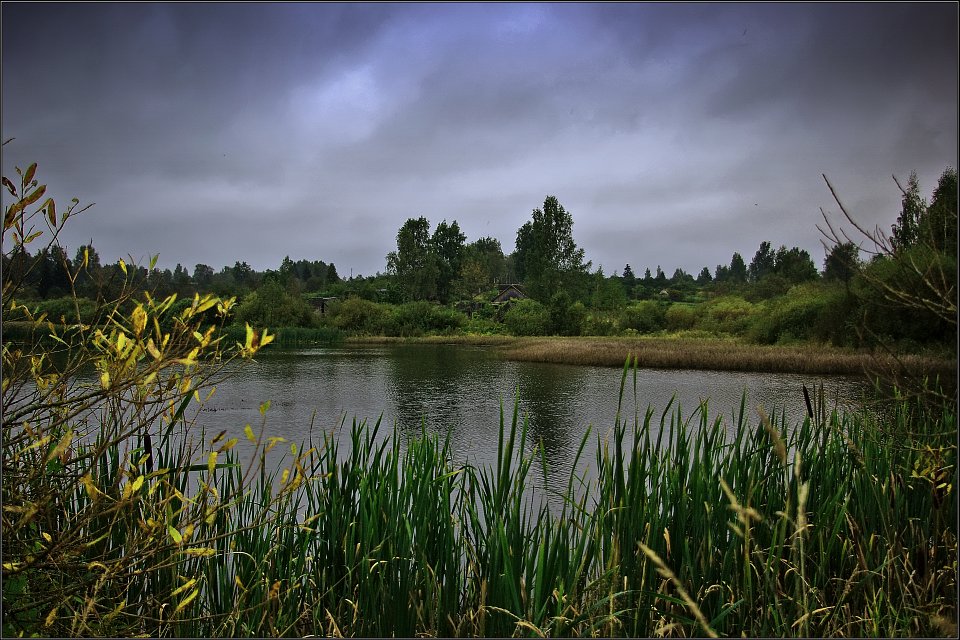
3, 157, 282, 638
850, 247, 956, 348
591, 271, 627, 311
823, 241, 862, 282
430, 220, 466, 303
513, 196, 589, 301
729, 252, 748, 283
702, 295, 756, 335
665, 303, 698, 332
620, 300, 667, 334
546, 291, 588, 336
387, 217, 439, 301
747, 283, 842, 345
326, 296, 391, 334
891, 170, 926, 251
748, 241, 776, 282
235, 279, 317, 328
503, 298, 550, 336
387, 301, 466, 336
921, 167, 957, 256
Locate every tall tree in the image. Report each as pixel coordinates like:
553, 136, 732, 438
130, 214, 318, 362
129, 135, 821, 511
823, 241, 861, 282
430, 219, 466, 303
386, 217, 438, 301
774, 245, 818, 284
919, 167, 957, 255
891, 171, 926, 252
512, 196, 588, 301
326, 263, 340, 284
748, 241, 776, 282
193, 263, 214, 288
729, 252, 747, 283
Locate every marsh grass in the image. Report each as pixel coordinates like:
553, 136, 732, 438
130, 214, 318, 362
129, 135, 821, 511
4, 357, 955, 637
499, 335, 956, 378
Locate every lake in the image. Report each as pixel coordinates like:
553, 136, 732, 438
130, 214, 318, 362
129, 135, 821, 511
190, 343, 873, 504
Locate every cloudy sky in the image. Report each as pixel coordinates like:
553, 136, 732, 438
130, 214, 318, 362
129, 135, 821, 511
2, 3, 957, 279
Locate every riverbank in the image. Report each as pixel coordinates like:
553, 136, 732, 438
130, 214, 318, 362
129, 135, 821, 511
345, 333, 955, 377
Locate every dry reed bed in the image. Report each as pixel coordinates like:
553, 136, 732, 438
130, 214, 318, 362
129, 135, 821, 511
498, 336, 955, 377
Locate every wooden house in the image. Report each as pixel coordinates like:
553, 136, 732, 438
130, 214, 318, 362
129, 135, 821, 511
491, 284, 527, 305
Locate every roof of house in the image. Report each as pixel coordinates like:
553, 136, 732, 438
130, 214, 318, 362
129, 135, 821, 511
491, 284, 527, 304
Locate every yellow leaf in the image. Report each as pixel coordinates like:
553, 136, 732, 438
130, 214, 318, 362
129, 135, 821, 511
280, 468, 290, 484
207, 451, 218, 475
244, 424, 256, 443
23, 162, 37, 185
174, 587, 199, 614
182, 547, 217, 558
131, 304, 147, 336
18, 434, 52, 456
44, 429, 74, 464
259, 400, 271, 415
41, 532, 52, 543
244, 323, 254, 351
168, 524, 183, 545
81, 473, 101, 500
100, 371, 111, 390
260, 329, 275, 348
118, 258, 127, 275
170, 577, 197, 598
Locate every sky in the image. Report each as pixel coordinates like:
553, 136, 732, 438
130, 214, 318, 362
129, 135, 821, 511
2, 3, 957, 280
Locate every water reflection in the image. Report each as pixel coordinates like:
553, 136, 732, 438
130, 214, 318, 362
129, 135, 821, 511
194, 344, 873, 502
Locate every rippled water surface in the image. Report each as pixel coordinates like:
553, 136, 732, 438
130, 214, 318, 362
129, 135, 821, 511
193, 344, 872, 501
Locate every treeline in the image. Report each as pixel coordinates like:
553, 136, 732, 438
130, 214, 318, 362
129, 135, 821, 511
5, 168, 955, 353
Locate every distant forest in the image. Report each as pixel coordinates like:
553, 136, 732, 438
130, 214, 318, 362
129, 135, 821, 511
4, 168, 955, 352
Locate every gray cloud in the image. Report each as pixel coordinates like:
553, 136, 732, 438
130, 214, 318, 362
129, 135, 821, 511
3, 3, 956, 278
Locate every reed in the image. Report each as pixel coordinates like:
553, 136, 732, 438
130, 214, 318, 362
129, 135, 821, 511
4, 358, 955, 637
499, 335, 956, 377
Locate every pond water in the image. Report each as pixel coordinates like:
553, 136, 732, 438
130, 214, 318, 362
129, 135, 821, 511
191, 344, 873, 503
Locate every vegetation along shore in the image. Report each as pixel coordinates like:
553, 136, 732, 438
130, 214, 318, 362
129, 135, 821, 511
3, 156, 954, 636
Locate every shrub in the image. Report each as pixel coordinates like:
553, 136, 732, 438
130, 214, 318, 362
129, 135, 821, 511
326, 296, 390, 334
665, 303, 697, 332
2, 157, 278, 637
235, 280, 317, 328
701, 295, 756, 335
389, 301, 466, 336
620, 301, 667, 334
503, 298, 549, 336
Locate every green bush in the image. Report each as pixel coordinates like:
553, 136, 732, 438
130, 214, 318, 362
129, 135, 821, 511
236, 280, 317, 328
665, 303, 698, 332
326, 296, 390, 334
33, 296, 99, 324
388, 301, 466, 336
503, 299, 549, 336
851, 248, 956, 349
701, 296, 756, 335
620, 301, 667, 334
549, 292, 587, 336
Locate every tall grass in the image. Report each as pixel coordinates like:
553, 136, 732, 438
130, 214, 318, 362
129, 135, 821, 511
500, 335, 956, 378
4, 357, 955, 637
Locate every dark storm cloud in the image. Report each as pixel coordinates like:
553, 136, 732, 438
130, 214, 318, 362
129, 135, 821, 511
2, 3, 956, 277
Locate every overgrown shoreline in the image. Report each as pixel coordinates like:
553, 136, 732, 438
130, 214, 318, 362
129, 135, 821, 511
345, 333, 955, 377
